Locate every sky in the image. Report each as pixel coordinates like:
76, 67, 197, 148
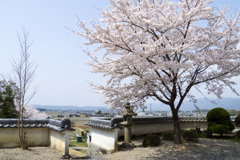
0, 0, 240, 107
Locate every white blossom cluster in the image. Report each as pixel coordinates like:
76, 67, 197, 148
74, 0, 240, 111
23, 105, 47, 119
16, 104, 47, 119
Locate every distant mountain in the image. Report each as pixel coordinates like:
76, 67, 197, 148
145, 97, 240, 111
32, 97, 240, 112
32, 104, 108, 111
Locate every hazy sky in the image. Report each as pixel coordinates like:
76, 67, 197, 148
0, 0, 240, 107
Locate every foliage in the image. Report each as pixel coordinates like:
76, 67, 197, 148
96, 110, 102, 115
233, 136, 240, 142
161, 132, 174, 141
142, 134, 161, 147
0, 80, 19, 118
75, 0, 240, 144
236, 130, 240, 138
197, 132, 205, 138
228, 110, 240, 116
202, 130, 212, 138
207, 108, 231, 124
207, 108, 235, 136
81, 131, 85, 137
182, 130, 199, 142
235, 114, 240, 126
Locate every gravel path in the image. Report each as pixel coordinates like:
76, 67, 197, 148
94, 138, 240, 160
0, 147, 62, 160
1, 139, 239, 160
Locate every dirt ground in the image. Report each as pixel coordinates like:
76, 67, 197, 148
0, 147, 62, 160
1, 138, 240, 160
95, 138, 240, 160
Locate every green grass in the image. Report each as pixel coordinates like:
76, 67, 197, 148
69, 139, 88, 147
233, 136, 240, 142
69, 126, 89, 148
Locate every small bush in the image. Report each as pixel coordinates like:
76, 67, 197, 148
182, 130, 199, 142
207, 108, 230, 123
156, 132, 163, 137
207, 107, 235, 136
209, 123, 230, 135
197, 132, 205, 138
162, 132, 174, 141
142, 134, 161, 147
203, 130, 212, 138
81, 131, 85, 137
235, 114, 240, 127
236, 130, 240, 138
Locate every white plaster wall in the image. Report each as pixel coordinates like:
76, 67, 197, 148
0, 127, 72, 156
118, 121, 208, 137
0, 128, 49, 148
50, 130, 65, 154
91, 128, 118, 150
118, 123, 173, 137
180, 121, 207, 130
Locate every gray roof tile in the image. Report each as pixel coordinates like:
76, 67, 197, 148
0, 119, 75, 132
85, 117, 207, 129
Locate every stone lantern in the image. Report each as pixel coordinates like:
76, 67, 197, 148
121, 102, 137, 147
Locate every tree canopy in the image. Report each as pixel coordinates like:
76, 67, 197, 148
75, 0, 240, 109
74, 0, 240, 143
0, 80, 19, 118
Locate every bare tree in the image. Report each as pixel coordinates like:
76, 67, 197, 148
12, 28, 38, 149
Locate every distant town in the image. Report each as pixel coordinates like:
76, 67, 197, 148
33, 97, 240, 121
39, 107, 239, 122
52, 109, 209, 118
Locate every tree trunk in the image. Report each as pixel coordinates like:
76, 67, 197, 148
172, 109, 182, 144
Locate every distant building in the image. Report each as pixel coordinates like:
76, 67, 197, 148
74, 114, 80, 117
138, 111, 147, 116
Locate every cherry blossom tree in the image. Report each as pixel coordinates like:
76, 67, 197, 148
74, 0, 240, 143
15, 104, 47, 119
23, 105, 47, 119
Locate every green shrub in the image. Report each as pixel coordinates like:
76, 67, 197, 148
182, 130, 199, 142
207, 108, 230, 123
209, 123, 230, 134
197, 132, 205, 138
235, 114, 240, 127
207, 107, 235, 136
142, 134, 161, 147
236, 130, 240, 138
162, 132, 174, 141
203, 130, 212, 138
81, 131, 85, 137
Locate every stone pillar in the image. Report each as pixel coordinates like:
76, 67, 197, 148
120, 103, 137, 147
124, 126, 131, 143
62, 131, 71, 159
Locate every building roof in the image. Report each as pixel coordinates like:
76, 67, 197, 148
85, 117, 207, 130
0, 119, 75, 132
